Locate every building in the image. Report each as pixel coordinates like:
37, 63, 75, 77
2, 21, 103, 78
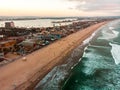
5, 22, 15, 28
0, 40, 16, 53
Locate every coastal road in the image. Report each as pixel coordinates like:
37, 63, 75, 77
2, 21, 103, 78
0, 22, 107, 90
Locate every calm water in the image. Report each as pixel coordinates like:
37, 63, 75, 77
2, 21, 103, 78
0, 19, 73, 28
62, 20, 120, 90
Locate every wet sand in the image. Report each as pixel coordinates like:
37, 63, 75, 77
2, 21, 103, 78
0, 22, 107, 90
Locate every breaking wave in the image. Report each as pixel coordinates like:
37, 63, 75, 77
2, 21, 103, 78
98, 26, 119, 40
110, 43, 120, 65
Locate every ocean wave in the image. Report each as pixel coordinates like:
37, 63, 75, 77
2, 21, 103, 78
98, 26, 119, 40
109, 26, 114, 30
110, 43, 120, 65
83, 32, 96, 44
83, 25, 104, 44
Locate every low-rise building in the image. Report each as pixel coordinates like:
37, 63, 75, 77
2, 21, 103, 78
0, 40, 16, 54
5, 22, 15, 28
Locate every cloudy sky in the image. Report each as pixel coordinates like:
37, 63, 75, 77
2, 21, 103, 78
0, 0, 119, 16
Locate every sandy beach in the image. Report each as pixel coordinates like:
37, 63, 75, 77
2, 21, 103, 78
0, 22, 107, 90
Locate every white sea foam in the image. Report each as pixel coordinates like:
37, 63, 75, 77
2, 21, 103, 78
83, 30, 96, 44
83, 24, 106, 44
112, 30, 119, 35
98, 27, 119, 40
110, 43, 120, 65
109, 27, 114, 30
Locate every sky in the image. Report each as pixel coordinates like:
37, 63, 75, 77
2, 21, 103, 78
0, 0, 120, 17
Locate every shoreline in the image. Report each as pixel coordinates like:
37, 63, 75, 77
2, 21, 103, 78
0, 21, 108, 90
35, 42, 88, 90
35, 21, 107, 90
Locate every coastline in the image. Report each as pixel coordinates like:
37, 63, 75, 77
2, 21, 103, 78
62, 19, 120, 90
35, 42, 88, 90
0, 21, 108, 90
35, 21, 107, 90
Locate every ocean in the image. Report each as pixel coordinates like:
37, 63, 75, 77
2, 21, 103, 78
0, 19, 73, 28
62, 20, 120, 90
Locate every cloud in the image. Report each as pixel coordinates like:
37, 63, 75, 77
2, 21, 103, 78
67, 0, 120, 15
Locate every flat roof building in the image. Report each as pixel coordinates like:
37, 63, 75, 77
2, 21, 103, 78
5, 22, 15, 28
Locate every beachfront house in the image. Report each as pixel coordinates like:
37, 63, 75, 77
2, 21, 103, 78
18, 39, 39, 53
0, 40, 16, 54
